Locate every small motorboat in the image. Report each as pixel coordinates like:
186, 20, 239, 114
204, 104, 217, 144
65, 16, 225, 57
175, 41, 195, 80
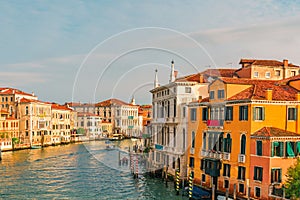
106, 145, 115, 150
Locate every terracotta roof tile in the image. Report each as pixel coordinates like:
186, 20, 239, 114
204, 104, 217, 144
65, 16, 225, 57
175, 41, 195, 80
19, 98, 51, 104
95, 98, 134, 107
51, 103, 73, 111
239, 59, 299, 68
252, 127, 300, 138
0, 88, 36, 96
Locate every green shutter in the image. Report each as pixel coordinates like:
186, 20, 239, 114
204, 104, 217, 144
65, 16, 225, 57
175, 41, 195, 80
297, 142, 300, 154
271, 142, 274, 157
262, 107, 265, 121
228, 138, 232, 153
279, 142, 284, 157
279, 169, 282, 183
287, 142, 295, 157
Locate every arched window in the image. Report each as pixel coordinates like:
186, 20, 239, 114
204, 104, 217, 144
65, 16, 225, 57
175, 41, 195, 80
240, 134, 246, 155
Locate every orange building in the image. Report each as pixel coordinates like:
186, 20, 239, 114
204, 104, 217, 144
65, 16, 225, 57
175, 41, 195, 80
187, 75, 300, 199
0, 109, 19, 150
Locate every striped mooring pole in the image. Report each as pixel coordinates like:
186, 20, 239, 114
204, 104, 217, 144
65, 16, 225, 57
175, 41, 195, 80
175, 169, 180, 195
130, 153, 134, 174
188, 172, 193, 200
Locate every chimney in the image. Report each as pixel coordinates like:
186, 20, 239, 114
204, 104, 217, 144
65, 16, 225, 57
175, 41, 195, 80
200, 74, 204, 83
32, 92, 35, 96
169, 60, 175, 83
296, 92, 300, 101
283, 59, 288, 67
265, 89, 273, 100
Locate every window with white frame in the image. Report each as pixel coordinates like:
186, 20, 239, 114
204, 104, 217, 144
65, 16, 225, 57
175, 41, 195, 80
265, 72, 271, 78
254, 71, 259, 78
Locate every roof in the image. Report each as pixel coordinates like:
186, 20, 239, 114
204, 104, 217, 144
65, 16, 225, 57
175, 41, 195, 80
217, 77, 299, 101
95, 98, 134, 107
252, 127, 300, 138
77, 112, 99, 117
278, 74, 300, 84
0, 88, 36, 97
19, 98, 51, 105
239, 59, 299, 68
65, 102, 95, 107
175, 69, 236, 83
51, 103, 73, 111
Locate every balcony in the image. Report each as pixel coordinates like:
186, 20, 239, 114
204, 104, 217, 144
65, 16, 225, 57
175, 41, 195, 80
207, 120, 224, 127
128, 116, 134, 119
208, 151, 223, 159
238, 154, 246, 163
223, 152, 230, 161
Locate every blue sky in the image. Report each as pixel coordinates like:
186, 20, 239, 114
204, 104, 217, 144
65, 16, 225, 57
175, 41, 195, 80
1, 0, 300, 104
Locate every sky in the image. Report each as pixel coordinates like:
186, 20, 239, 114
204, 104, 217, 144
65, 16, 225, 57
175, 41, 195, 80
0, 0, 300, 104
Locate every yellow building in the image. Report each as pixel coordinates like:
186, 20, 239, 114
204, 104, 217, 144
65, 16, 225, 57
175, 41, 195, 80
19, 98, 52, 147
0, 109, 19, 150
51, 103, 73, 144
187, 75, 300, 199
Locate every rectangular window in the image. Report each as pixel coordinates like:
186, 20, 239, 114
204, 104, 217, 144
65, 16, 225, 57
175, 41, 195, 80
275, 70, 281, 76
217, 90, 225, 99
253, 107, 265, 121
286, 141, 295, 157
25, 106, 29, 115
182, 106, 186, 118
291, 71, 296, 76
271, 141, 284, 157
239, 105, 248, 121
223, 164, 231, 177
189, 157, 194, 168
255, 187, 261, 198
254, 72, 259, 78
238, 166, 246, 180
191, 131, 195, 148
201, 174, 206, 183
172, 157, 175, 169
224, 180, 229, 189
254, 166, 263, 181
202, 107, 208, 121
271, 168, 282, 183
225, 106, 233, 121
209, 91, 215, 100
190, 108, 197, 121
256, 141, 263, 156
239, 183, 245, 193
288, 108, 297, 120
156, 152, 160, 163
265, 72, 271, 78
185, 87, 191, 93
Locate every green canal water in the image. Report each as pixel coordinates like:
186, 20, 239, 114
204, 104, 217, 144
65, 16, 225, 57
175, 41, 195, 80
0, 140, 188, 200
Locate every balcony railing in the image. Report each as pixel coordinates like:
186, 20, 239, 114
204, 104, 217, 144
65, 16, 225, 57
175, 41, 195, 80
238, 154, 246, 163
208, 151, 223, 159
223, 152, 230, 161
207, 119, 224, 127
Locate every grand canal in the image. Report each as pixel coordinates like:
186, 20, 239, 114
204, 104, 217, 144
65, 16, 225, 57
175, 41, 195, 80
0, 140, 188, 199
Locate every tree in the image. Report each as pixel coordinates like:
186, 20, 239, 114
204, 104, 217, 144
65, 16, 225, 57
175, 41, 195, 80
76, 128, 85, 135
285, 158, 300, 199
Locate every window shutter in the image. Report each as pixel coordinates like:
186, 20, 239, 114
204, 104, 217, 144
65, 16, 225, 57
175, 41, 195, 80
245, 106, 248, 120
271, 169, 274, 183
271, 142, 274, 157
253, 107, 256, 121
262, 107, 265, 121
295, 108, 298, 120
279, 142, 284, 157
223, 138, 227, 152
228, 138, 232, 153
239, 106, 242, 120
279, 169, 282, 183
254, 167, 257, 180
259, 168, 263, 181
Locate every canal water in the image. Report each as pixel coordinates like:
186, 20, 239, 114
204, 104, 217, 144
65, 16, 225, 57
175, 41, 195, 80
0, 140, 188, 199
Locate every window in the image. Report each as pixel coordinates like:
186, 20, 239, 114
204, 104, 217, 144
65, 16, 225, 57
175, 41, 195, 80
291, 71, 296, 76
238, 166, 246, 180
156, 152, 160, 163
185, 87, 191, 93
286, 141, 296, 157
202, 132, 207, 150
253, 107, 265, 121
224, 180, 229, 189
223, 164, 231, 177
225, 106, 233, 121
191, 131, 195, 148
189, 157, 194, 168
275, 70, 281, 76
172, 157, 176, 169
288, 108, 297, 120
240, 134, 246, 155
217, 90, 225, 99
25, 106, 29, 115
190, 108, 197, 121
254, 166, 263, 181
201, 174, 206, 183
255, 187, 261, 198
254, 71, 259, 78
271, 141, 284, 157
239, 183, 245, 193
271, 168, 282, 183
182, 106, 186, 118
209, 91, 215, 99
239, 105, 248, 121
223, 134, 232, 153
202, 107, 208, 121
256, 141, 262, 156
265, 72, 271, 78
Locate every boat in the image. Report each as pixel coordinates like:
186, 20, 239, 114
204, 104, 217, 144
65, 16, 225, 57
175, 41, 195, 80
109, 134, 124, 141
31, 145, 42, 149
106, 145, 115, 150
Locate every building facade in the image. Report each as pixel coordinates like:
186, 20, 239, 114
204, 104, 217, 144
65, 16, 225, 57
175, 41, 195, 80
77, 112, 102, 139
